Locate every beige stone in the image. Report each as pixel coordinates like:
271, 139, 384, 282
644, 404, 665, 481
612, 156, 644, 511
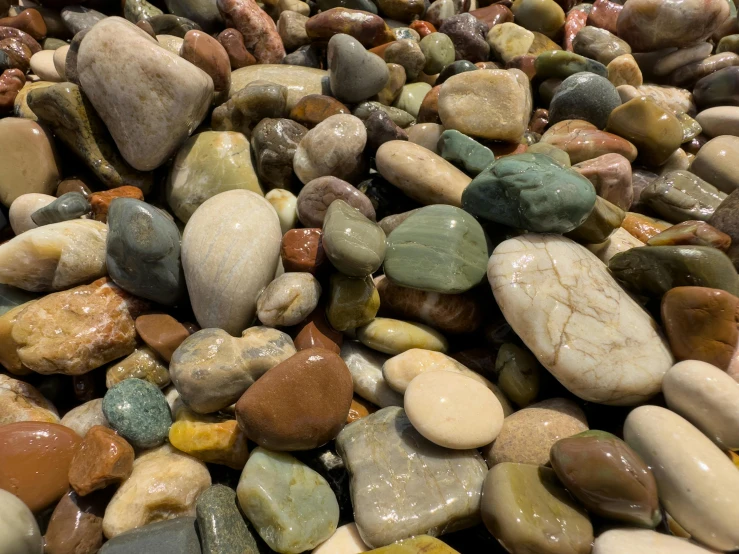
607, 54, 643, 87
691, 135, 739, 193
486, 23, 534, 63
256, 272, 321, 327
8, 193, 55, 235
0, 374, 59, 426
312, 523, 369, 554
586, 227, 645, 263
60, 398, 110, 437
229, 64, 327, 110
405, 122, 444, 154
29, 50, 62, 82
105, 346, 171, 389
695, 106, 739, 138
265, 188, 298, 234
52, 44, 69, 79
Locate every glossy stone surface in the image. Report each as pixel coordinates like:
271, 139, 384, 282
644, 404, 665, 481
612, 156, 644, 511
44, 489, 105, 554
68, 425, 134, 496
251, 118, 307, 190
640, 170, 726, 224
647, 221, 731, 250
0, 489, 42, 554
0, 373, 58, 424
322, 200, 386, 278
357, 318, 448, 355
297, 176, 375, 227
328, 33, 389, 104
691, 135, 739, 194
336, 407, 487, 548
365, 536, 459, 553
103, 378, 172, 449
30, 192, 89, 226
565, 196, 625, 244
327, 273, 379, 331
340, 341, 403, 408
540, 119, 637, 164
593, 529, 714, 554
196, 485, 258, 554
437, 129, 495, 176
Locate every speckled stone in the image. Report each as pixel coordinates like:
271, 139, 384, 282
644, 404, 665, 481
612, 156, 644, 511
99, 517, 201, 554
549, 72, 621, 129
102, 378, 172, 449
196, 485, 259, 554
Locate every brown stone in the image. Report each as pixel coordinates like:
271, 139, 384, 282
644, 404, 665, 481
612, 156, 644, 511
68, 425, 135, 496
375, 275, 482, 334
44, 490, 107, 554
11, 278, 149, 376
135, 313, 191, 362
217, 28, 256, 69
0, 26, 41, 55
0, 9, 46, 40
470, 4, 513, 28
289, 94, 350, 129
621, 212, 671, 242
587, 0, 621, 35
135, 19, 156, 38
280, 227, 327, 274
662, 286, 739, 370
529, 107, 549, 134
0, 67, 23, 113
181, 30, 231, 92
0, 301, 33, 375
294, 321, 341, 354
57, 177, 93, 197
417, 84, 441, 124
89, 186, 144, 222
305, 8, 395, 48
0, 373, 58, 425
647, 220, 732, 250
218, 0, 285, 64
564, 8, 588, 51
346, 395, 376, 423
0, 36, 31, 72
540, 119, 638, 164
0, 421, 80, 512
235, 347, 354, 450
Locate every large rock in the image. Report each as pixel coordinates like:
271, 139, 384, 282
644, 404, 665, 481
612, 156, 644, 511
182, 190, 282, 335
489, 234, 673, 404
77, 17, 213, 171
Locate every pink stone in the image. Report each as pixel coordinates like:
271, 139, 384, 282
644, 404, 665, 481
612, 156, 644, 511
573, 153, 634, 210
540, 120, 638, 164
587, 0, 621, 35
216, 0, 285, 64
564, 9, 587, 51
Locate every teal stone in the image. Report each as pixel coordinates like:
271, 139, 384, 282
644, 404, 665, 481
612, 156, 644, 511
384, 204, 489, 293
392, 82, 432, 119
31, 192, 90, 226
534, 50, 608, 80
461, 153, 597, 233
196, 485, 259, 554
322, 200, 387, 278
609, 245, 739, 297
420, 32, 455, 75
102, 378, 172, 449
236, 448, 339, 554
437, 129, 495, 176
99, 518, 200, 554
0, 284, 37, 316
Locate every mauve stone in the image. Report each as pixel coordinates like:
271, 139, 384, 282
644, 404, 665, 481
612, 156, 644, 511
217, 0, 285, 63
217, 28, 256, 69
297, 176, 376, 227
181, 30, 231, 91
439, 13, 490, 63
44, 490, 106, 554
573, 153, 633, 210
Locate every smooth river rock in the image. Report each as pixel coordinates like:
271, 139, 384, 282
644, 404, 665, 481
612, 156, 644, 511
593, 529, 715, 554
229, 64, 328, 110
0, 489, 42, 554
488, 234, 674, 405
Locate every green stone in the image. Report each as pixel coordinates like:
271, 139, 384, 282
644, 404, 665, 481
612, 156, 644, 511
461, 153, 597, 233
526, 142, 571, 166
437, 129, 495, 176
392, 82, 431, 119
102, 378, 172, 449
322, 199, 387, 278
495, 343, 541, 408
534, 50, 608, 80
718, 34, 739, 54
437, 60, 478, 84
326, 273, 380, 331
609, 245, 739, 297
384, 204, 489, 293
565, 196, 625, 244
236, 447, 339, 554
639, 170, 726, 224
196, 485, 259, 554
676, 112, 702, 142
31, 192, 90, 226
353, 101, 416, 128
419, 32, 455, 75
43, 38, 68, 50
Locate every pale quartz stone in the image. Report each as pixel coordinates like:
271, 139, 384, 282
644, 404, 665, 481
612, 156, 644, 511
9, 193, 55, 235
607, 54, 643, 87
256, 272, 321, 327
335, 406, 487, 548
340, 341, 403, 408
0, 220, 108, 292
312, 523, 370, 554
0, 489, 43, 554
229, 64, 328, 110
695, 106, 739, 137
406, 123, 444, 154
383, 348, 513, 415
404, 371, 504, 449
624, 405, 739, 551
357, 317, 448, 355
486, 23, 535, 63
78, 17, 213, 171
105, 346, 171, 389
103, 444, 211, 539
156, 34, 184, 54
586, 227, 644, 263
617, 84, 695, 115
593, 529, 713, 554
52, 45, 70, 79
29, 50, 62, 82
0, 374, 59, 425
375, 141, 471, 207
265, 188, 298, 234
182, 190, 282, 335
60, 398, 110, 437
489, 234, 673, 405
662, 360, 739, 450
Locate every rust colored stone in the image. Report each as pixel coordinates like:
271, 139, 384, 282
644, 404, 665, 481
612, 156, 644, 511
135, 19, 156, 38
280, 227, 326, 274
68, 425, 135, 496
0, 9, 46, 40
409, 19, 436, 38
305, 8, 395, 48
181, 29, 231, 92
44, 490, 107, 554
587, 0, 622, 35
529, 108, 549, 134
470, 4, 513, 28
217, 28, 256, 69
346, 395, 376, 423
57, 177, 93, 198
506, 54, 536, 79
289, 94, 349, 129
294, 321, 340, 354
0, 422, 80, 512
417, 84, 441, 124
219, 0, 285, 63
89, 186, 144, 222
368, 41, 393, 59
0, 67, 23, 113
135, 313, 191, 362
0, 36, 31, 72
621, 212, 671, 242
564, 9, 588, 51
0, 25, 40, 54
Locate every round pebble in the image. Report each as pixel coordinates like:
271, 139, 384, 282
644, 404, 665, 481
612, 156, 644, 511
102, 378, 172, 449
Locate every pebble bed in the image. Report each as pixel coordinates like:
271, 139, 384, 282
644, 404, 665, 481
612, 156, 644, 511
1, 0, 739, 552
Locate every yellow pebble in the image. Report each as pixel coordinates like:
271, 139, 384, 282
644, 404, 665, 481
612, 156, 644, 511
169, 411, 249, 469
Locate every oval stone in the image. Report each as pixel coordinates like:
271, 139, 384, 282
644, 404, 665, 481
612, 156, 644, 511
357, 317, 448, 355
0, 489, 42, 554
296, 176, 375, 227
229, 64, 328, 110
489, 234, 674, 405
102, 378, 172, 449
593, 529, 714, 554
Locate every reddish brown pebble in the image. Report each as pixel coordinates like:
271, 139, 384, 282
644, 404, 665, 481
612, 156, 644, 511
235, 348, 354, 450
409, 19, 436, 38
305, 8, 395, 48
564, 9, 588, 51
44, 490, 107, 554
218, 0, 285, 64
587, 0, 622, 35
89, 186, 144, 222
417, 84, 441, 124
280, 228, 326, 274
0, 67, 24, 113
294, 321, 341, 354
647, 220, 732, 251
368, 41, 393, 59
346, 396, 376, 423
289, 94, 350, 129
181, 30, 231, 92
0, 9, 46, 40
0, 421, 80, 512
529, 108, 549, 134
57, 177, 92, 198
135, 19, 156, 38
0, 26, 41, 54
662, 286, 739, 370
68, 425, 134, 497
506, 54, 536, 79
470, 4, 513, 28
0, 37, 32, 72
135, 313, 191, 362
217, 28, 256, 69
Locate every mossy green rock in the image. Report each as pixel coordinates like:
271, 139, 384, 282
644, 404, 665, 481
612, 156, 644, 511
326, 273, 380, 331
384, 204, 488, 293
437, 129, 495, 176
534, 50, 608, 79
102, 378, 172, 449
565, 196, 625, 244
462, 153, 596, 233
419, 32, 455, 75
609, 245, 739, 297
196, 485, 259, 554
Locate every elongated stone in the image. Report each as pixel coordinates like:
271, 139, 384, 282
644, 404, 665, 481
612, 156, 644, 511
230, 64, 328, 110
196, 485, 259, 554
593, 529, 714, 554
639, 170, 726, 223
30, 192, 89, 226
340, 341, 403, 408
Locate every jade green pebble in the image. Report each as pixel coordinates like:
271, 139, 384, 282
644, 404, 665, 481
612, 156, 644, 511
419, 32, 455, 75
392, 82, 432, 119
384, 204, 488, 293
322, 199, 387, 278
326, 273, 380, 331
609, 245, 739, 297
461, 153, 597, 233
565, 196, 625, 244
102, 378, 172, 449
437, 129, 495, 176
196, 485, 259, 554
534, 50, 608, 79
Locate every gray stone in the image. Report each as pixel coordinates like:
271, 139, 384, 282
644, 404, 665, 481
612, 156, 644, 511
640, 170, 727, 223
99, 518, 200, 554
30, 192, 90, 226
61, 6, 106, 35
0, 284, 37, 317
196, 485, 258, 554
164, 0, 223, 33
550, 72, 622, 129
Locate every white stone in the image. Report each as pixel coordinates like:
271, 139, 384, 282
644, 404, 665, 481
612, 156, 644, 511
662, 360, 739, 450
489, 234, 673, 405
586, 227, 644, 263
0, 489, 42, 554
340, 341, 403, 408
593, 529, 714, 554
182, 190, 282, 335
52, 44, 70, 80
8, 193, 55, 235
256, 272, 321, 327
265, 188, 298, 234
29, 50, 62, 82
405, 370, 504, 449
695, 106, 739, 137
229, 64, 327, 110
0, 219, 108, 292
60, 398, 110, 437
312, 523, 369, 554
157, 34, 184, 54
78, 17, 213, 171
624, 405, 739, 551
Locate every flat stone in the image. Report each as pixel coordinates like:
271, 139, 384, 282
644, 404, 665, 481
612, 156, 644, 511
68, 425, 134, 496
336, 407, 487, 548
621, 211, 671, 242
100, 517, 201, 554
257, 272, 321, 327
695, 106, 739, 137
44, 489, 106, 554
103, 378, 172, 449
90, 187, 144, 223
135, 314, 190, 363
0, 489, 42, 553
593, 529, 714, 554
77, 17, 212, 171
647, 220, 731, 250
573, 25, 630, 65
490, 234, 674, 404
30, 192, 89, 226
357, 317, 448, 355
237, 447, 339, 553
196, 485, 259, 554
0, 373, 58, 425
230, 64, 327, 110
340, 341, 403, 408
540, 119, 637, 164
641, 170, 726, 224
